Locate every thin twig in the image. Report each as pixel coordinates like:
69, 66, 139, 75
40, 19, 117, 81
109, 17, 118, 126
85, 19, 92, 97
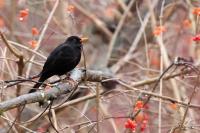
1, 115, 36, 133
6, 103, 26, 133
0, 32, 22, 58
72, 1, 112, 40
9, 41, 47, 59
106, 0, 136, 66
0, 30, 25, 131
96, 83, 100, 133
136, 2, 150, 72
158, 1, 165, 133
48, 100, 59, 133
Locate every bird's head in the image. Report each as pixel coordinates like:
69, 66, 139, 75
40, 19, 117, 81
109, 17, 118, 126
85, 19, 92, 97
66, 36, 88, 46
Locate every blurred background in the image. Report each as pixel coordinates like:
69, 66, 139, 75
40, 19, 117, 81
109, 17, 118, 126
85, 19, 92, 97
0, 0, 200, 132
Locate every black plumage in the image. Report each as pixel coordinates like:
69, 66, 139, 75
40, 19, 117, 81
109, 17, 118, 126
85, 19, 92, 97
29, 36, 87, 93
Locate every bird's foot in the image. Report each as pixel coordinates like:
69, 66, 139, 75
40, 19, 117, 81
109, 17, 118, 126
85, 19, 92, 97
65, 73, 71, 80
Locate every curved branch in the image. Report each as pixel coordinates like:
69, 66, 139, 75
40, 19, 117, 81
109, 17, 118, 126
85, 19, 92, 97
0, 69, 111, 112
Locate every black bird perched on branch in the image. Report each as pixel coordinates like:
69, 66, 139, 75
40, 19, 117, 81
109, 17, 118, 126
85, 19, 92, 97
29, 36, 88, 93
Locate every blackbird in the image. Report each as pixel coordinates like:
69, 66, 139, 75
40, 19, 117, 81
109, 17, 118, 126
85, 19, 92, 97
29, 36, 88, 93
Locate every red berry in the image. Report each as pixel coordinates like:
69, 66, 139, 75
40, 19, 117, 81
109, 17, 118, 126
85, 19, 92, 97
192, 34, 200, 41
19, 8, 29, 21
32, 27, 39, 35
135, 100, 144, 109
125, 119, 137, 131
140, 123, 147, 132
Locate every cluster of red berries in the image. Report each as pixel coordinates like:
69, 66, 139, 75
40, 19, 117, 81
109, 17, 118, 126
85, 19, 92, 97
18, 8, 40, 48
152, 26, 166, 36
125, 119, 137, 132
125, 100, 149, 132
193, 7, 200, 16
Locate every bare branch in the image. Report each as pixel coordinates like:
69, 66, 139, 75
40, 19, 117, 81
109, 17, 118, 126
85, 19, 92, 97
0, 69, 111, 112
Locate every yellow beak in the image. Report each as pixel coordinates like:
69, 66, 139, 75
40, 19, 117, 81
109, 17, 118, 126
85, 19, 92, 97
80, 37, 88, 44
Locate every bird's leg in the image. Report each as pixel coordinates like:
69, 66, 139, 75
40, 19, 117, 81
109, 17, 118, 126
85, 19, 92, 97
64, 73, 78, 85
65, 73, 71, 80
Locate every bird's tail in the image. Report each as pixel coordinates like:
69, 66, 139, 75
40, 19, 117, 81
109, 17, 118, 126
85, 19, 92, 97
28, 74, 45, 93
28, 82, 43, 93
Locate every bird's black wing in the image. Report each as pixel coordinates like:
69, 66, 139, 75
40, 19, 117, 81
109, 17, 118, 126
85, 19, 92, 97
41, 44, 77, 74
